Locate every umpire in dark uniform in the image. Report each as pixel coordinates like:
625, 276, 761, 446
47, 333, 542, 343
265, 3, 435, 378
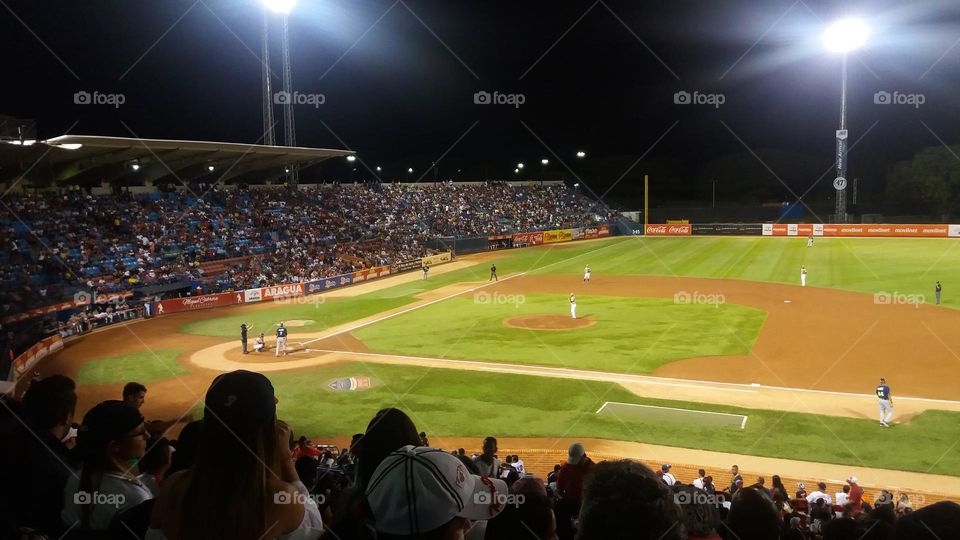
240, 323, 249, 354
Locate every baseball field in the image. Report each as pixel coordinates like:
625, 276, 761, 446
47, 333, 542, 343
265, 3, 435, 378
43, 236, 960, 494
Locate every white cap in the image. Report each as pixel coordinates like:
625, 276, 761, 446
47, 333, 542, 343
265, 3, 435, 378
567, 442, 586, 464
847, 476, 858, 484
366, 445, 508, 535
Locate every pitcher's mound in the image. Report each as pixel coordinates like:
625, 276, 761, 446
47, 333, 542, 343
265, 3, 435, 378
504, 314, 595, 331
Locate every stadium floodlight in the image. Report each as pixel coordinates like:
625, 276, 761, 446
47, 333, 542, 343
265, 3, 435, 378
514, 168, 520, 174
207, 164, 215, 172
284, 166, 291, 174
262, 0, 296, 14
376, 166, 382, 172
517, 162, 524, 169
407, 167, 414, 173
576, 151, 586, 158
346, 155, 357, 162
822, 17, 867, 223
822, 17, 868, 53
540, 159, 549, 165
130, 160, 141, 172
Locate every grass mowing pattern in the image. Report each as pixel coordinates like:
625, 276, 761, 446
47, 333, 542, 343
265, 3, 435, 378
353, 294, 766, 373
76, 349, 187, 384
269, 362, 960, 476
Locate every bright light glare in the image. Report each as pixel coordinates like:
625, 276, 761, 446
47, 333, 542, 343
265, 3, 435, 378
346, 155, 357, 162
823, 18, 868, 53
262, 0, 296, 14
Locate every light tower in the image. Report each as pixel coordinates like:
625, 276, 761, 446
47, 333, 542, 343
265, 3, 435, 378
822, 17, 867, 223
262, 0, 298, 184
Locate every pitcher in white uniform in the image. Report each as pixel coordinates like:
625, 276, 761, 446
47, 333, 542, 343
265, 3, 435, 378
570, 293, 577, 319
583, 265, 591, 283
801, 265, 807, 287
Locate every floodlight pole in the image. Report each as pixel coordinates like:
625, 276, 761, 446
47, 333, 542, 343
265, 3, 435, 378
834, 54, 849, 223
260, 10, 277, 147
280, 14, 298, 185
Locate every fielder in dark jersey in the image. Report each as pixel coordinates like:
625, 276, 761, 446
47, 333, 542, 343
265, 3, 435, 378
877, 377, 893, 427
490, 264, 498, 281
275, 322, 288, 357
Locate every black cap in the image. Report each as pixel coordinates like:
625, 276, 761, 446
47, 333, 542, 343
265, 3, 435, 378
78, 400, 144, 447
204, 370, 275, 432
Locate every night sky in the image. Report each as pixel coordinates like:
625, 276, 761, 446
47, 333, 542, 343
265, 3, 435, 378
3, 0, 960, 204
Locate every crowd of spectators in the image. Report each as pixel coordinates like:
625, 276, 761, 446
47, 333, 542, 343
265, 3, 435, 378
1, 181, 613, 316
2, 370, 958, 540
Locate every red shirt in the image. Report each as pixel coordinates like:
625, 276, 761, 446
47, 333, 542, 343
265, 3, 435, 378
556, 457, 595, 502
848, 484, 864, 513
292, 445, 322, 459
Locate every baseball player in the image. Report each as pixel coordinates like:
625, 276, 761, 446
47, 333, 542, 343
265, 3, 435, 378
936, 281, 942, 305
801, 265, 807, 287
807, 234, 814, 248
876, 377, 893, 427
275, 322, 288, 357
569, 293, 577, 319
583, 265, 591, 283
422, 264, 429, 280
240, 323, 249, 354
490, 263, 498, 281
254, 332, 265, 353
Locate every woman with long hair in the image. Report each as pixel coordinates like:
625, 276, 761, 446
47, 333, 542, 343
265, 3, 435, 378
61, 400, 152, 531
148, 370, 322, 540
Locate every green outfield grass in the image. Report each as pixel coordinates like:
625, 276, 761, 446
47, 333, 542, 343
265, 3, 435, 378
76, 349, 187, 384
352, 294, 766, 373
262, 362, 960, 476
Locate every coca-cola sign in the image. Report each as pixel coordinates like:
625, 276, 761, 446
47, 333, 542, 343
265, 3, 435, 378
645, 224, 691, 236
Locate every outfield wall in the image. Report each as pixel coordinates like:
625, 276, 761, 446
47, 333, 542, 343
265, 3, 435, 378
643, 223, 960, 238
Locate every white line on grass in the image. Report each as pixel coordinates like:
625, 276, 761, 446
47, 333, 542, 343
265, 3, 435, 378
596, 401, 749, 420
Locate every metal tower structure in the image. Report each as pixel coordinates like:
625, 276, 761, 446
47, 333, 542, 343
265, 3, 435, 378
280, 15, 298, 185
260, 10, 276, 147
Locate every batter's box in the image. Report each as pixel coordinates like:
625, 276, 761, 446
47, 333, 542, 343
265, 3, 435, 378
596, 401, 748, 429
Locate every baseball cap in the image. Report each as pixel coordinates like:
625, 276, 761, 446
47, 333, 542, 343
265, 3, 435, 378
77, 400, 145, 448
567, 442, 586, 464
661, 464, 671, 472
847, 476, 858, 484
366, 445, 508, 536
204, 370, 276, 433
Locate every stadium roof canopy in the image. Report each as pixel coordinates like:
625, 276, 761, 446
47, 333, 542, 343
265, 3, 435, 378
0, 134, 355, 186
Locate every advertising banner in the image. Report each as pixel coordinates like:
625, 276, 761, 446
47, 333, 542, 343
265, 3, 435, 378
820, 224, 948, 237
304, 280, 327, 294
691, 224, 763, 236
393, 259, 423, 273
543, 229, 574, 244
352, 266, 389, 282
583, 227, 599, 239
421, 251, 453, 266
156, 292, 239, 315
260, 283, 304, 301
572, 227, 585, 240
11, 334, 63, 379
243, 289, 262, 303
598, 225, 610, 237
645, 224, 692, 236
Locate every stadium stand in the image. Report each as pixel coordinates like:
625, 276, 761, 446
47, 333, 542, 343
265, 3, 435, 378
3, 371, 958, 540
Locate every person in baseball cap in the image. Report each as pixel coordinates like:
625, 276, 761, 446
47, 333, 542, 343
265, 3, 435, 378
366, 445, 508, 538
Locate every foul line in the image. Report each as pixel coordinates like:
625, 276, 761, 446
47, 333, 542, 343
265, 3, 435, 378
298, 237, 630, 347
596, 401, 750, 420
